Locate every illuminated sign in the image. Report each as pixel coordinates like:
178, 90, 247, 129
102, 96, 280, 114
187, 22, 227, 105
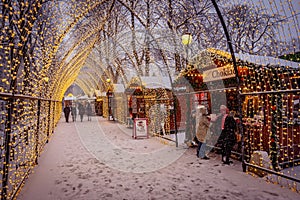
203, 64, 235, 82
174, 86, 187, 92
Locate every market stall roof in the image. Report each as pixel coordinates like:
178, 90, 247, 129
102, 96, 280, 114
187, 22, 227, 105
94, 90, 106, 97
235, 53, 299, 68
207, 48, 299, 68
113, 84, 125, 93
64, 96, 76, 100
94, 90, 102, 97
77, 95, 89, 100
140, 76, 172, 89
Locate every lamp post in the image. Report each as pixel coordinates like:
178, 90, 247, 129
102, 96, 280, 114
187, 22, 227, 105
182, 33, 192, 59
106, 78, 113, 120
182, 33, 193, 145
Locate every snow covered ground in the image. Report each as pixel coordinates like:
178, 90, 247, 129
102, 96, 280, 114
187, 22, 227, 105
17, 116, 299, 200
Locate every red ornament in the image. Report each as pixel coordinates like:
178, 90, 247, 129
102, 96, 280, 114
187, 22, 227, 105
271, 138, 275, 143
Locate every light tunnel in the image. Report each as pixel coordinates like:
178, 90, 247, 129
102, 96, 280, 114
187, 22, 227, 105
0, 0, 299, 199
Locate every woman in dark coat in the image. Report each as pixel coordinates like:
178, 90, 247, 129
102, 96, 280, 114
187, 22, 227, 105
63, 105, 71, 123
222, 113, 237, 164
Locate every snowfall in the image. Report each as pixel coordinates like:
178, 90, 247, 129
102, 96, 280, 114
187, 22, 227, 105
17, 115, 300, 200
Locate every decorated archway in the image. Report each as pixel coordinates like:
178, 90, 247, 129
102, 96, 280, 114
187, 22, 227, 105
0, 0, 299, 198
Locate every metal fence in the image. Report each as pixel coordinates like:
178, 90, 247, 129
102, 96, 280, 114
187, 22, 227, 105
0, 93, 61, 200
239, 64, 300, 189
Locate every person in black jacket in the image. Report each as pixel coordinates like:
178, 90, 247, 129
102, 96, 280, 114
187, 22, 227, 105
222, 112, 237, 164
63, 105, 71, 123
210, 105, 228, 153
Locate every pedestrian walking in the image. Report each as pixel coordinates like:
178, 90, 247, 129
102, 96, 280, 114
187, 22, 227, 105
78, 103, 85, 122
210, 105, 228, 153
222, 112, 237, 164
86, 102, 92, 121
71, 106, 77, 122
196, 106, 210, 159
63, 105, 71, 123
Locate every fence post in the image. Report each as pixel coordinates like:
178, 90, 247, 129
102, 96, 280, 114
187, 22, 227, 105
46, 100, 51, 143
35, 99, 41, 165
1, 98, 13, 200
210, 0, 245, 172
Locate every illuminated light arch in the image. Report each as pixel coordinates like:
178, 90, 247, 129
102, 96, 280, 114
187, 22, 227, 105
74, 78, 94, 95
87, 34, 145, 89
76, 71, 102, 94
83, 56, 109, 90
54, 37, 97, 101
0, 1, 299, 198
50, 19, 109, 91
83, 49, 117, 89
42, 1, 114, 101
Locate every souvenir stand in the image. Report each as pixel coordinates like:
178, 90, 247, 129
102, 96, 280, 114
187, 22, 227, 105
233, 50, 300, 168
64, 93, 76, 107
94, 90, 105, 116
173, 67, 208, 134
125, 77, 146, 124
125, 76, 176, 138
185, 48, 300, 168
140, 76, 175, 137
111, 84, 127, 123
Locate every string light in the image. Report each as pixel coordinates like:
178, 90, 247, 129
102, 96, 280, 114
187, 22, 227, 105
0, 0, 299, 198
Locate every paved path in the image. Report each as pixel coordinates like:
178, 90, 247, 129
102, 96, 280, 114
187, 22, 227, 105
17, 116, 299, 200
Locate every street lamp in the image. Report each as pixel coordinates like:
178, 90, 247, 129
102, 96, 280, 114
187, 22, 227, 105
182, 33, 192, 45
106, 78, 113, 120
182, 33, 193, 146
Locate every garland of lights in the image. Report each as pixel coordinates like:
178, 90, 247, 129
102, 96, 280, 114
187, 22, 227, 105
0, 0, 299, 198
176, 48, 299, 177
270, 95, 279, 171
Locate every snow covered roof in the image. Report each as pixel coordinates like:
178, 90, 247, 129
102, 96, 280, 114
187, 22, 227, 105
113, 84, 125, 93
64, 96, 76, 100
204, 48, 299, 69
77, 95, 89, 100
235, 53, 299, 69
140, 76, 172, 89
94, 90, 102, 97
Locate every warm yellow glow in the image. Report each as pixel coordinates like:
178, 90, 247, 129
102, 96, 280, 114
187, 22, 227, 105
182, 33, 192, 45
0, 0, 299, 197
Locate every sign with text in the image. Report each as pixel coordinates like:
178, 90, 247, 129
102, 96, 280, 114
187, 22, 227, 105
174, 85, 187, 93
133, 118, 148, 139
203, 65, 235, 82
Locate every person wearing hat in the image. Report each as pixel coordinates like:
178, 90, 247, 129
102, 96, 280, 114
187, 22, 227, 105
195, 106, 210, 159
222, 111, 237, 164
210, 105, 228, 153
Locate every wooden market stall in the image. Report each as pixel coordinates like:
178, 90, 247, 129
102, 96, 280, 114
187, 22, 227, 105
94, 90, 105, 116
125, 76, 177, 136
63, 93, 76, 107
180, 48, 300, 167
111, 84, 127, 123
